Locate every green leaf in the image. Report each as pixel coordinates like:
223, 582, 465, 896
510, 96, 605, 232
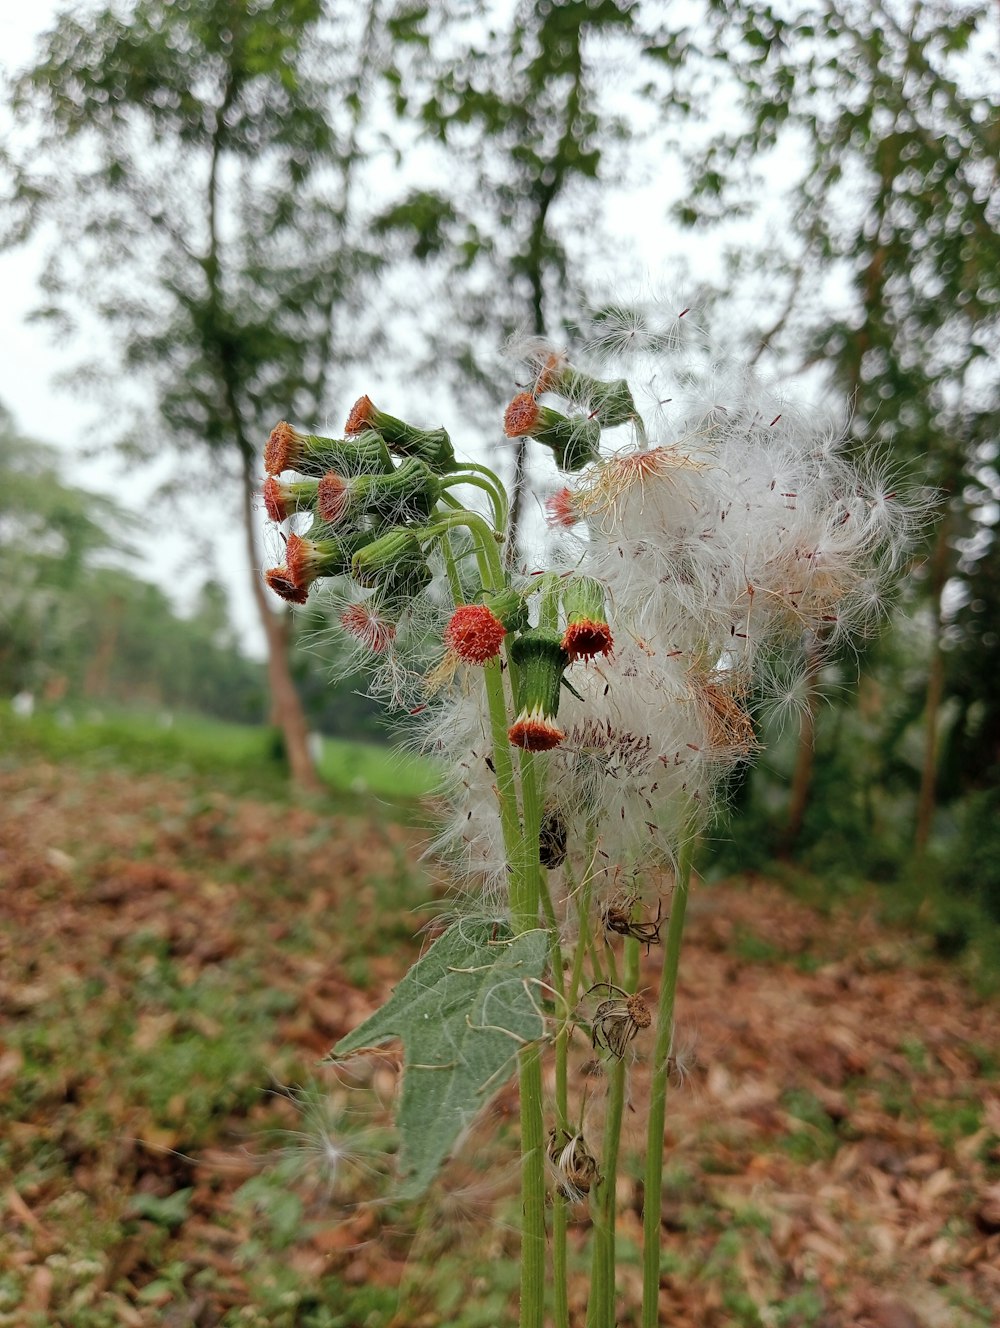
330, 921, 548, 1198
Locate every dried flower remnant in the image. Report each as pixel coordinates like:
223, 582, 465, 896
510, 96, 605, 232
547, 1129, 601, 1201
603, 895, 663, 951
588, 984, 652, 1060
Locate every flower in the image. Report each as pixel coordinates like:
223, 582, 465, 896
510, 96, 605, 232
444, 605, 507, 664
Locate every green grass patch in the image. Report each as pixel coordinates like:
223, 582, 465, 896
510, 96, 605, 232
0, 699, 440, 805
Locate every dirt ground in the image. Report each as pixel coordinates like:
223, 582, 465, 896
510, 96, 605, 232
1, 756, 998, 1326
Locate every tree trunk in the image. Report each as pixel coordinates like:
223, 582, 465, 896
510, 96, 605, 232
914, 517, 952, 853
781, 641, 823, 855
240, 456, 321, 792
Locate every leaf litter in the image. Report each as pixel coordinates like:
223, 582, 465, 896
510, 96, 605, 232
0, 757, 998, 1325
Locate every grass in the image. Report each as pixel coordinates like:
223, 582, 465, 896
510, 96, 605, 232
0, 700, 439, 804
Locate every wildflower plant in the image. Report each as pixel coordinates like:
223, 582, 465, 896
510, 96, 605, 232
259, 310, 923, 1327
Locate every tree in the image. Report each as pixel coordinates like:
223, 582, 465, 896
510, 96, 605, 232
3, 0, 385, 787
664, 0, 1000, 846
373, 0, 664, 556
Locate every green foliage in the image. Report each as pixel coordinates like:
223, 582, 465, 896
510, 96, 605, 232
331, 921, 548, 1197
0, 700, 439, 802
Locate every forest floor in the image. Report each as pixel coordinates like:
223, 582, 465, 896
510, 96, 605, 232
1, 750, 998, 1327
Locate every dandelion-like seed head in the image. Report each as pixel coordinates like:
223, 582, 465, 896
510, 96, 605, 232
341, 602, 397, 654
444, 604, 507, 664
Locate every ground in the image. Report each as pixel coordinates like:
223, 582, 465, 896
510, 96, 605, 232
1, 751, 998, 1327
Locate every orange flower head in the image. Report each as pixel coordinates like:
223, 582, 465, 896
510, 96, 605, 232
509, 710, 566, 752
562, 618, 614, 663
503, 392, 541, 438
341, 602, 396, 654
534, 351, 567, 395
264, 420, 302, 475
345, 395, 375, 436
317, 472, 350, 524
444, 604, 507, 664
263, 476, 287, 523
265, 566, 309, 604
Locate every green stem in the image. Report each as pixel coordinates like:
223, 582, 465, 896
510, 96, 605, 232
421, 510, 506, 591
440, 470, 508, 531
589, 938, 639, 1328
641, 836, 695, 1328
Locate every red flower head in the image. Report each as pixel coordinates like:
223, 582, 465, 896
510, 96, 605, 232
444, 604, 507, 664
265, 566, 309, 604
508, 710, 566, 752
263, 476, 288, 523
561, 618, 614, 663
503, 392, 541, 438
264, 421, 302, 475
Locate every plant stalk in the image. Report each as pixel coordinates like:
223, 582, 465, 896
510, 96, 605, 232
641, 836, 695, 1328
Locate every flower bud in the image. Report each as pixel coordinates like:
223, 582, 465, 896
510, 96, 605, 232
265, 421, 393, 478
541, 364, 637, 429
317, 457, 440, 529
502, 393, 601, 471
350, 528, 432, 607
482, 586, 530, 634
263, 475, 319, 523
508, 629, 570, 751
444, 604, 507, 664
561, 577, 613, 661
285, 531, 363, 591
345, 396, 456, 471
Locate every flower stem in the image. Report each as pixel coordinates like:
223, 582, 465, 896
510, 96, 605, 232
641, 836, 695, 1328
587, 937, 639, 1328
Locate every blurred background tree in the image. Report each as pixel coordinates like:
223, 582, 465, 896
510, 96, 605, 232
2, 0, 388, 788
660, 0, 999, 864
2, 0, 997, 891
0, 403, 265, 717
370, 0, 667, 555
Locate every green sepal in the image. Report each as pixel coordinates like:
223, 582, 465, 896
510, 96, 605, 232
510, 628, 570, 719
